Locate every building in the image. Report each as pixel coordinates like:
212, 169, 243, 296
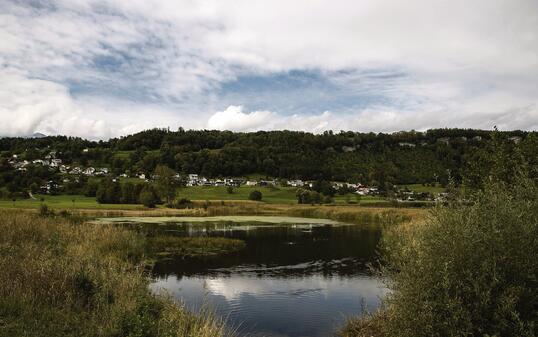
83, 167, 96, 176
287, 179, 305, 187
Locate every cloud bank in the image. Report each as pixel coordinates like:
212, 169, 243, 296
0, 0, 537, 138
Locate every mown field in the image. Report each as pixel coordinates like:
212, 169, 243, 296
397, 183, 446, 194
0, 194, 143, 210
176, 185, 388, 205
0, 187, 390, 210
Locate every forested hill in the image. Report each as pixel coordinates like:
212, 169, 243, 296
1, 128, 536, 186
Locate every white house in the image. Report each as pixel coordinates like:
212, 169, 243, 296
287, 180, 305, 187
50, 159, 62, 167
83, 167, 96, 176
70, 167, 82, 175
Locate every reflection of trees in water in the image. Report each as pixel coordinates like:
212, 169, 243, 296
151, 224, 381, 278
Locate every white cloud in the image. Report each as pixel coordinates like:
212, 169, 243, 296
207, 101, 538, 134
207, 105, 275, 131
0, 70, 109, 138
0, 0, 537, 137
0, 69, 205, 139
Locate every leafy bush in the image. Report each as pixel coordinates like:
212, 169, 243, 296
140, 189, 158, 208
374, 177, 538, 337
38, 203, 54, 217
167, 198, 193, 209
248, 190, 262, 201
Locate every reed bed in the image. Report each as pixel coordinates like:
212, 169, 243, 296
0, 210, 232, 337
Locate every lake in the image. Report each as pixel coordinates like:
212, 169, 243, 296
112, 217, 386, 337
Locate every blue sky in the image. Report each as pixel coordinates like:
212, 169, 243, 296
1, 0, 537, 138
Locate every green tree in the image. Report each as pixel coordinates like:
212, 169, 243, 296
154, 165, 178, 204
96, 179, 121, 204
139, 188, 158, 208
248, 190, 262, 201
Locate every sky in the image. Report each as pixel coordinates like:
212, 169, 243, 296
0, 0, 537, 139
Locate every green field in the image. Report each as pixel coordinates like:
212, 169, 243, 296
398, 183, 446, 194
176, 186, 298, 204
177, 185, 387, 205
0, 187, 388, 209
0, 194, 142, 210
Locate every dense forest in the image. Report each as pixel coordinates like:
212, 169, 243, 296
1, 128, 537, 198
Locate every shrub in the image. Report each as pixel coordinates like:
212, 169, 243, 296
38, 203, 54, 217
140, 189, 158, 208
248, 190, 262, 201
167, 198, 192, 209
375, 177, 538, 337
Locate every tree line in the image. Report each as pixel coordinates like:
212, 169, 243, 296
1, 128, 537, 199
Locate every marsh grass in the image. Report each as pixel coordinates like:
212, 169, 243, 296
0, 210, 232, 337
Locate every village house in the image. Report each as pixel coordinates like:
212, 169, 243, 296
259, 180, 276, 187
50, 159, 62, 167
437, 137, 450, 145
213, 179, 225, 187
95, 167, 109, 176
187, 174, 199, 186
83, 167, 96, 176
70, 167, 82, 175
224, 178, 243, 187
287, 179, 305, 187
509, 136, 522, 144
40, 181, 59, 194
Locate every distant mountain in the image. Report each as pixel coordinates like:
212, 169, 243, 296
0, 132, 47, 139
30, 132, 47, 138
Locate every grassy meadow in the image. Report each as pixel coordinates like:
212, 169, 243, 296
170, 185, 387, 205
0, 186, 388, 210
0, 194, 143, 210
397, 183, 446, 194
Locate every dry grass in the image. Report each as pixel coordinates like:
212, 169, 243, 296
57, 203, 427, 227
0, 210, 232, 337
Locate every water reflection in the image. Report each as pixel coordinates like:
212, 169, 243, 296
144, 221, 385, 337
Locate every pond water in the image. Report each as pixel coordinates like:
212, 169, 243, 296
121, 217, 386, 337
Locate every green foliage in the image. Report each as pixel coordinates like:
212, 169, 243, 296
96, 179, 122, 204
296, 188, 335, 204
226, 186, 234, 194
248, 190, 262, 201
154, 164, 180, 203
377, 177, 538, 337
4, 129, 536, 196
167, 198, 192, 209
139, 186, 159, 208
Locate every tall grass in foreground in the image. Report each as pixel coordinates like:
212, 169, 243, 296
0, 211, 231, 337
341, 177, 538, 337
